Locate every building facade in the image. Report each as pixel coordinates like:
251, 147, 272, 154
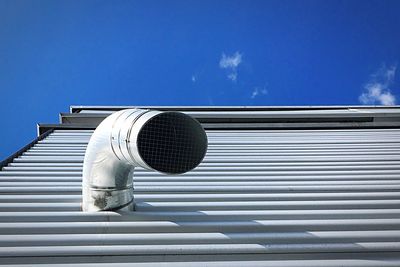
1, 106, 400, 266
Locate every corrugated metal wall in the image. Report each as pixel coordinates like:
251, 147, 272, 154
1, 128, 400, 266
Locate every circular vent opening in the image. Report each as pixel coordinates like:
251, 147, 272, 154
137, 112, 207, 174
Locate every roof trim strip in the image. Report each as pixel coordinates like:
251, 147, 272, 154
70, 105, 400, 113
0, 129, 53, 166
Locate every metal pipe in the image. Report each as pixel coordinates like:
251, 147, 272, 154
82, 109, 207, 212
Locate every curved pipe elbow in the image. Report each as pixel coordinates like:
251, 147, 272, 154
82, 109, 207, 212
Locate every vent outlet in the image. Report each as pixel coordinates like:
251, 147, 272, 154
82, 109, 207, 212
137, 112, 207, 174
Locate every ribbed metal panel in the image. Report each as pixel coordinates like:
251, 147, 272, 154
1, 124, 400, 266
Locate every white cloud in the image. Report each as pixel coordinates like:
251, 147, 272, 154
219, 52, 242, 69
219, 51, 242, 82
191, 75, 196, 83
251, 87, 268, 99
359, 64, 397, 106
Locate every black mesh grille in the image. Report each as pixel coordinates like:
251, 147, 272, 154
137, 112, 207, 174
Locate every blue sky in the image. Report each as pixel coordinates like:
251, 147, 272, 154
0, 0, 399, 159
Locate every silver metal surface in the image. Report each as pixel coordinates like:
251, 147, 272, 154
82, 109, 207, 212
1, 107, 400, 265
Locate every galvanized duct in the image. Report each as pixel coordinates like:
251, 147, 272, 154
82, 109, 207, 211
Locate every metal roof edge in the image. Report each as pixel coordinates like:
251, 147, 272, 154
0, 129, 53, 167
70, 105, 400, 113
37, 124, 96, 135
37, 121, 400, 135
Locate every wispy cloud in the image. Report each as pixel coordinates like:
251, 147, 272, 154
220, 52, 242, 69
191, 75, 197, 83
359, 64, 397, 105
251, 86, 268, 99
219, 51, 242, 82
